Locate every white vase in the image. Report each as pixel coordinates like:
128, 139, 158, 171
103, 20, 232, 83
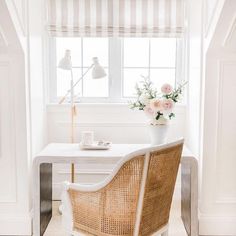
148, 124, 169, 145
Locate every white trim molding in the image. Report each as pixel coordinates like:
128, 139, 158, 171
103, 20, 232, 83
204, 0, 220, 37
222, 13, 236, 51
0, 25, 8, 48
6, 0, 26, 36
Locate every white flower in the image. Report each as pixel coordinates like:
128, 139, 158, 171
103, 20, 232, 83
139, 93, 150, 105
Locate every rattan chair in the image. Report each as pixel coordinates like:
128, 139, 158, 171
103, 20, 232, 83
61, 139, 184, 236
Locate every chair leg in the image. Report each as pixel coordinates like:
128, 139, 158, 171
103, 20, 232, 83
161, 229, 168, 236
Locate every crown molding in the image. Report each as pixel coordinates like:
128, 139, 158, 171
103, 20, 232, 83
223, 14, 236, 50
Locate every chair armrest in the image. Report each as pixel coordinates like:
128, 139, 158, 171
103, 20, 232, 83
62, 180, 109, 192
62, 156, 131, 193
63, 146, 151, 193
61, 155, 145, 236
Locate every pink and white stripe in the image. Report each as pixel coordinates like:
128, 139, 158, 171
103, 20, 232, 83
47, 0, 184, 37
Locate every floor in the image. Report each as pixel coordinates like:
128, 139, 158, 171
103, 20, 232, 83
44, 200, 188, 236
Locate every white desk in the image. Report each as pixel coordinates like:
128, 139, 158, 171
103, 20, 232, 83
33, 143, 198, 236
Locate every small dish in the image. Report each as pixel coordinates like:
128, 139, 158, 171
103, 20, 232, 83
79, 141, 112, 150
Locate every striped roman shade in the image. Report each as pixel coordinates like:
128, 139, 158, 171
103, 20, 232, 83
47, 0, 185, 37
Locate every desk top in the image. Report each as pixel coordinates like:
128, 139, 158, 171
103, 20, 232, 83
37, 143, 150, 158
34, 143, 195, 163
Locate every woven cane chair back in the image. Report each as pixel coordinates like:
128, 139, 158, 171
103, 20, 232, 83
68, 155, 145, 236
138, 143, 183, 236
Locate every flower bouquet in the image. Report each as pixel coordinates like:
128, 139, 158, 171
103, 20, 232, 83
129, 77, 186, 144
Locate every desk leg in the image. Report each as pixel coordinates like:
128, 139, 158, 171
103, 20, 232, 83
181, 157, 198, 236
40, 163, 53, 236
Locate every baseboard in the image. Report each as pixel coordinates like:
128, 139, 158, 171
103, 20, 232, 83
0, 214, 32, 235
199, 215, 236, 235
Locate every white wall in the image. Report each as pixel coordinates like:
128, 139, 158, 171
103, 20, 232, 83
199, 0, 236, 235
47, 104, 186, 143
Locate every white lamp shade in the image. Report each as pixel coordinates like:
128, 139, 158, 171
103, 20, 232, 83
92, 57, 107, 79
58, 49, 72, 70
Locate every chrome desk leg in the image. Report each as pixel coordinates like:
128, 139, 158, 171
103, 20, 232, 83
181, 156, 198, 236
40, 163, 53, 236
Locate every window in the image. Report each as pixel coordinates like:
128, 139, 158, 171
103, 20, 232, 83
49, 37, 183, 103
123, 38, 178, 97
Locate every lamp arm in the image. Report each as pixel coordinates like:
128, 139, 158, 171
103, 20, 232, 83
59, 63, 94, 104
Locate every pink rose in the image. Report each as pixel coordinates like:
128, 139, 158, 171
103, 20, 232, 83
161, 83, 173, 94
162, 99, 174, 111
144, 105, 154, 118
150, 99, 163, 111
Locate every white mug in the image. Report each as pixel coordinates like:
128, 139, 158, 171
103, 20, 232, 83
81, 131, 94, 146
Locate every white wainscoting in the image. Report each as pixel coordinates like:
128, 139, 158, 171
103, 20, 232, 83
215, 61, 236, 203
0, 55, 31, 235
199, 1, 236, 234
47, 104, 186, 199
200, 58, 236, 234
0, 61, 17, 203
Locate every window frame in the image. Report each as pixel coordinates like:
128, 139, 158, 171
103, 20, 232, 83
48, 37, 184, 104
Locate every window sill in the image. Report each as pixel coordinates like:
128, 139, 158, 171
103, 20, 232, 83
46, 102, 186, 113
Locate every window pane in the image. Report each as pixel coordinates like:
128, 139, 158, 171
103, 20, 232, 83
56, 38, 81, 67
150, 69, 175, 89
83, 38, 108, 67
150, 38, 176, 67
123, 38, 149, 67
83, 68, 109, 97
56, 38, 109, 99
123, 68, 149, 97
57, 68, 82, 98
